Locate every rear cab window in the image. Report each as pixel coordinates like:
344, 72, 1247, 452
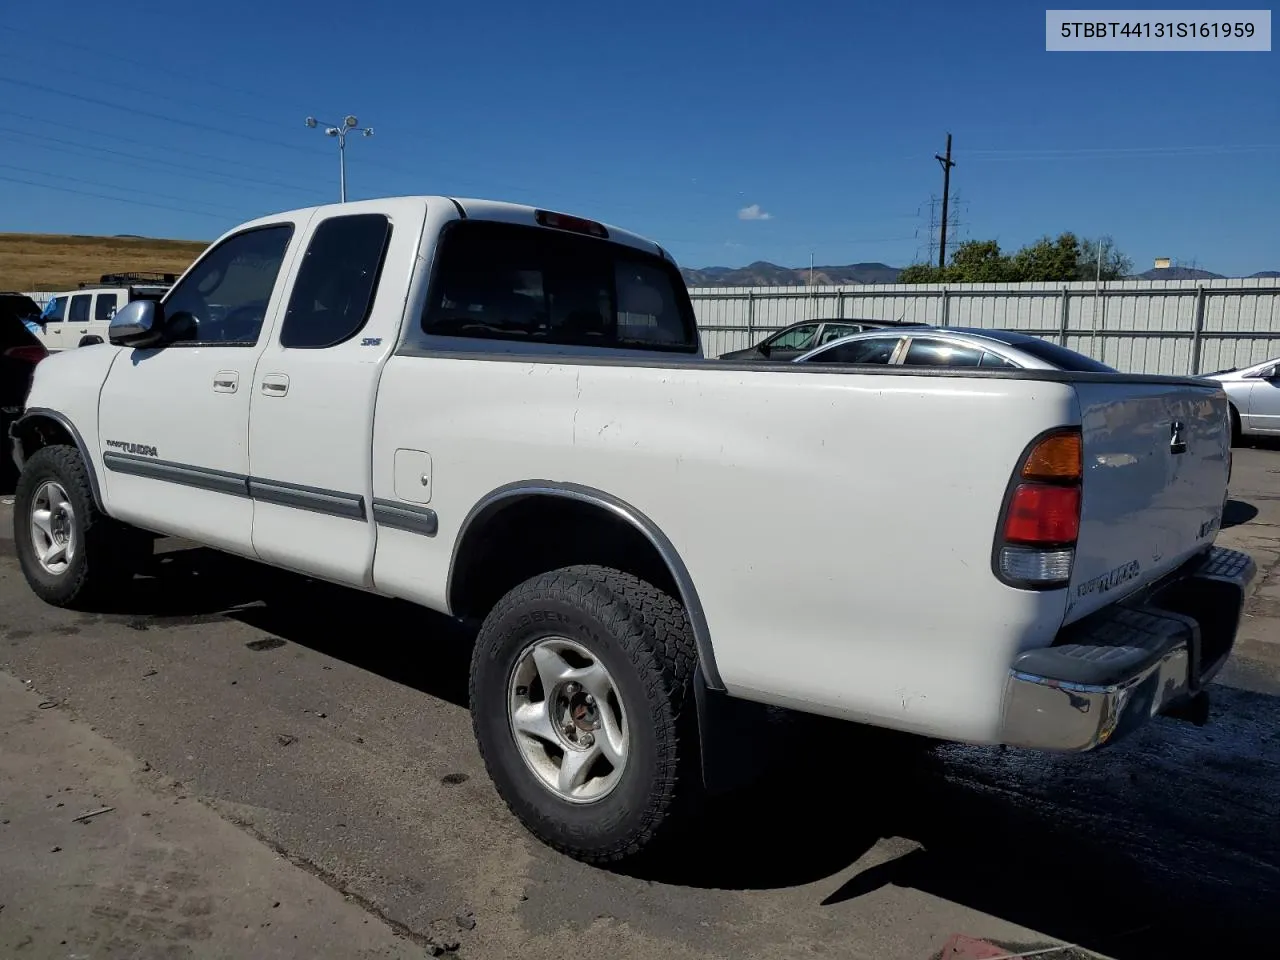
68, 294, 92, 324
421, 220, 698, 353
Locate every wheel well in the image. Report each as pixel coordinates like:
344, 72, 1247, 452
449, 495, 682, 626
11, 413, 76, 463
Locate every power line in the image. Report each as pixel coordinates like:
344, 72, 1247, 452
4, 129, 328, 198
0, 76, 316, 156
2, 50, 291, 132
0, 173, 236, 221
0, 161, 248, 216
0, 25, 283, 105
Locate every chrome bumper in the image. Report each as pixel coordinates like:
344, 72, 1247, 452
1001, 546, 1256, 752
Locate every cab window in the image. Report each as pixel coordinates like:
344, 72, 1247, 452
162, 224, 294, 345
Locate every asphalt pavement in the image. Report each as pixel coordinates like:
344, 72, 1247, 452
2, 450, 1279, 960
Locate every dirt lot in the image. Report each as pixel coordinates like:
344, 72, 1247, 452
1, 450, 1278, 960
0, 233, 205, 292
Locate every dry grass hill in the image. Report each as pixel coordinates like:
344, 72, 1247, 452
0, 233, 207, 292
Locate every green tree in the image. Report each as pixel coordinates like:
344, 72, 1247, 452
1075, 235, 1133, 281
1010, 232, 1084, 281
946, 239, 1019, 282
896, 232, 1133, 284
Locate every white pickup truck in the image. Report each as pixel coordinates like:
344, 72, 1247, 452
8, 196, 1255, 864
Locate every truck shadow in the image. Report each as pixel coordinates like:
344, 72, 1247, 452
635, 696, 1280, 960
102, 542, 1280, 960
1223, 497, 1259, 528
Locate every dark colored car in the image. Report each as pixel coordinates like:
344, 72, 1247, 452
718, 318, 927, 362
1, 296, 49, 487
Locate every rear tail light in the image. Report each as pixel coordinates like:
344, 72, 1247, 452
994, 428, 1082, 589
3, 345, 47, 364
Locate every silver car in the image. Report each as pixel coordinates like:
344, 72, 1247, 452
793, 325, 1117, 372
1203, 357, 1280, 442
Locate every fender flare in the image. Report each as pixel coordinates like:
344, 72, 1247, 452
8, 407, 106, 513
448, 480, 724, 691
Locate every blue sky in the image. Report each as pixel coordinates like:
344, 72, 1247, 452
1, 1, 1277, 274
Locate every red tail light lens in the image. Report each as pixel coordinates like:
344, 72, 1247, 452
995, 428, 1083, 589
1003, 483, 1081, 545
534, 209, 609, 239
3, 345, 47, 364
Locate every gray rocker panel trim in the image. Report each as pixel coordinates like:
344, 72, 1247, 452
102, 453, 368, 520
447, 480, 725, 691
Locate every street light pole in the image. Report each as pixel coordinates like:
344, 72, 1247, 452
305, 114, 374, 203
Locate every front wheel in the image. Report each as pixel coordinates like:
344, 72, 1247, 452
469, 565, 699, 864
13, 444, 150, 608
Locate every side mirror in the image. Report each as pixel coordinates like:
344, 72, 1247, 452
757, 342, 772, 357
108, 300, 164, 348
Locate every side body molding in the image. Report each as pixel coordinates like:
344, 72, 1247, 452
9, 407, 107, 512
448, 480, 724, 691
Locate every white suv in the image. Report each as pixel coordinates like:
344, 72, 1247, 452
37, 273, 174, 351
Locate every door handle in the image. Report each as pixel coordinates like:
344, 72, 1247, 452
261, 373, 290, 397
213, 370, 239, 393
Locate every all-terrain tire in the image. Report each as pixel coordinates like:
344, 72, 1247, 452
469, 564, 699, 864
13, 444, 150, 608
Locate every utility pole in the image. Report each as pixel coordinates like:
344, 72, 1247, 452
934, 133, 956, 269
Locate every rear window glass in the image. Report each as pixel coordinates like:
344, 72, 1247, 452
422, 221, 698, 352
1013, 338, 1116, 372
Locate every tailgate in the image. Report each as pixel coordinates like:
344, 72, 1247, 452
1066, 379, 1230, 623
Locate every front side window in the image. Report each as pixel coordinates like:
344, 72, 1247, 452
902, 338, 983, 367
43, 296, 67, 322
69, 294, 91, 324
162, 224, 294, 345
422, 221, 697, 352
94, 293, 119, 321
766, 324, 818, 351
280, 214, 392, 349
807, 336, 901, 364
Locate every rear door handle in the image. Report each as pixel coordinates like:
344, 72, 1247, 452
261, 373, 290, 397
213, 370, 239, 393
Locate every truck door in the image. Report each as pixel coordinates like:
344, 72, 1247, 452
245, 200, 424, 587
97, 220, 304, 556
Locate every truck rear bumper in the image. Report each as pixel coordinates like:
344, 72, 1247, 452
1000, 546, 1255, 752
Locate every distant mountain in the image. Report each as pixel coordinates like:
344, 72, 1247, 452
680, 260, 901, 287
1134, 267, 1226, 281
1250, 270, 1280, 278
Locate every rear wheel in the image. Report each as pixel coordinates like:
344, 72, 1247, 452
13, 444, 150, 607
469, 564, 699, 864
1229, 404, 1242, 446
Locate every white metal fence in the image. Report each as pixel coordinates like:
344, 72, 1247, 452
25, 279, 1280, 376
689, 278, 1280, 376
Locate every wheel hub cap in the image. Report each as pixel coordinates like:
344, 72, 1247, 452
29, 480, 77, 576
508, 637, 629, 803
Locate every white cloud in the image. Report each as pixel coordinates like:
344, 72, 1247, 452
737, 203, 772, 221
